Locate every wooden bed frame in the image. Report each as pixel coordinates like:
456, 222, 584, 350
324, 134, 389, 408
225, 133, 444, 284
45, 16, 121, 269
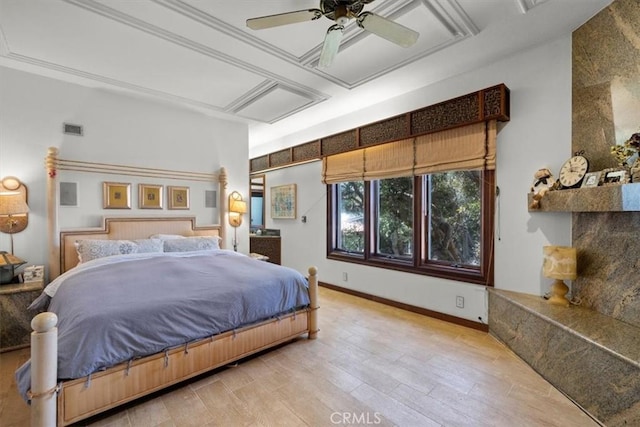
28, 149, 319, 427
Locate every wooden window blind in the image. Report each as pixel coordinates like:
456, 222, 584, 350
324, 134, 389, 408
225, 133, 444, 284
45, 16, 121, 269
322, 120, 496, 184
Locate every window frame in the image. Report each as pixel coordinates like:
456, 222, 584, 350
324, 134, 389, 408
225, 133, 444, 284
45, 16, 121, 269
327, 170, 495, 286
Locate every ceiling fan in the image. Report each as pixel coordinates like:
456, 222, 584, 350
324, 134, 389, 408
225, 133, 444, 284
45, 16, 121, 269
246, 0, 419, 68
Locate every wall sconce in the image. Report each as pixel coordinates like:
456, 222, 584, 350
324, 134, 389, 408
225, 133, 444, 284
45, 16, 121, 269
0, 176, 30, 255
542, 246, 577, 307
228, 191, 247, 252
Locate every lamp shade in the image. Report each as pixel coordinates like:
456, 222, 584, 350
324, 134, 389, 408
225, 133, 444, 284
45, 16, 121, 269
229, 199, 247, 214
0, 251, 26, 267
542, 246, 577, 280
0, 251, 26, 284
0, 191, 29, 215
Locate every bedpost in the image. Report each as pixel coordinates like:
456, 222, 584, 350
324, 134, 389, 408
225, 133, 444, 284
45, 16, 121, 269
308, 266, 319, 339
219, 167, 228, 248
45, 147, 60, 280
30, 312, 58, 427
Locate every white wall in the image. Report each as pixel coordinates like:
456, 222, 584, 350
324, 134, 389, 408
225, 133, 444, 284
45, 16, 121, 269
0, 66, 249, 272
259, 36, 574, 324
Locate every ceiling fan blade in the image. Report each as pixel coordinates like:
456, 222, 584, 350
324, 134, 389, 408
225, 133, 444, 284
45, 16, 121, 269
247, 9, 323, 30
357, 12, 419, 47
318, 24, 344, 68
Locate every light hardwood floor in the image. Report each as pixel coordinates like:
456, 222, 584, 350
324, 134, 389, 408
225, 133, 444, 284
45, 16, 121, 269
0, 287, 598, 427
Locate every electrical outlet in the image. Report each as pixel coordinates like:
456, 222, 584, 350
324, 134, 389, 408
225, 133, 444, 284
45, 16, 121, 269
342, 272, 348, 281
456, 296, 464, 308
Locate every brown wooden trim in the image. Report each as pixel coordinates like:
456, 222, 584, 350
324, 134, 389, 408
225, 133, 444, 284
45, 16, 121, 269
319, 281, 489, 332
250, 84, 510, 174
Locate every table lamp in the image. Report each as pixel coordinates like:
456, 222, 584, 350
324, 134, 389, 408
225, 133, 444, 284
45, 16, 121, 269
0, 251, 26, 284
542, 246, 577, 307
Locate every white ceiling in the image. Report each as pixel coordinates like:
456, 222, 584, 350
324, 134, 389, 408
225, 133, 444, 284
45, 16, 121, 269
0, 0, 611, 153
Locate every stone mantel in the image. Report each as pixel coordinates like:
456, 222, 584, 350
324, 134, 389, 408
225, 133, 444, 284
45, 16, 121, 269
528, 182, 640, 212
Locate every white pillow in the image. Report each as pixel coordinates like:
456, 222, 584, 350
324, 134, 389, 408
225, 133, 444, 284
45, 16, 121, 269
133, 239, 164, 253
163, 236, 221, 252
75, 239, 137, 263
149, 234, 186, 240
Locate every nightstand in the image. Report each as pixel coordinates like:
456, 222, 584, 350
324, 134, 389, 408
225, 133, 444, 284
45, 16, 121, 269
0, 279, 44, 352
249, 235, 281, 264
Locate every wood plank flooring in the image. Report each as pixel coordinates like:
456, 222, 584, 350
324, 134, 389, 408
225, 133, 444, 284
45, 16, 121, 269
0, 287, 599, 426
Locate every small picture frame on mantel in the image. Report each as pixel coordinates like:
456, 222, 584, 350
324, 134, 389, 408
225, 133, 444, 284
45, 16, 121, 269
581, 171, 602, 188
601, 168, 630, 186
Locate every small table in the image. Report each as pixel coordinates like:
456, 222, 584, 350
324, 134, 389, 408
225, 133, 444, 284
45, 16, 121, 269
0, 279, 44, 352
249, 253, 269, 261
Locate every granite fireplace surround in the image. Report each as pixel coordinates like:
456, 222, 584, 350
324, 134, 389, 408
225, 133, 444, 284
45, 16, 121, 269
489, 1, 640, 426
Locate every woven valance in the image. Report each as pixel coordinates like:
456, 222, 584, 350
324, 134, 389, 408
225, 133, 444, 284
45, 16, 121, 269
322, 120, 496, 184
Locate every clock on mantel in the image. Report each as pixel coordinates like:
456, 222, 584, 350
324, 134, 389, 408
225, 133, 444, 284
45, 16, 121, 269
558, 153, 589, 189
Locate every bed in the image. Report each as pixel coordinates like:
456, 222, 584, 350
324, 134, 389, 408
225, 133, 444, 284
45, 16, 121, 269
18, 149, 319, 427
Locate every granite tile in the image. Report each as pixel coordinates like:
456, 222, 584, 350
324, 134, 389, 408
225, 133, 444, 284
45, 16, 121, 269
489, 289, 640, 426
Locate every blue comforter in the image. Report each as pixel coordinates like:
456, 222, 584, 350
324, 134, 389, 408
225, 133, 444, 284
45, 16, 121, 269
16, 250, 309, 401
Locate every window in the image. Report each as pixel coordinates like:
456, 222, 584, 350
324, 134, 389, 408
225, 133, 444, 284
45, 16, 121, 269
426, 170, 481, 267
335, 181, 364, 253
328, 170, 494, 285
375, 177, 413, 258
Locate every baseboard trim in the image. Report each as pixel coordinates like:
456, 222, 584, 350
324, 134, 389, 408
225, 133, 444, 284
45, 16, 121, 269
319, 281, 489, 332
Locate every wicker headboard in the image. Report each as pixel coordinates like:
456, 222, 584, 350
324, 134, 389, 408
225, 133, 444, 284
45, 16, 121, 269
59, 217, 221, 275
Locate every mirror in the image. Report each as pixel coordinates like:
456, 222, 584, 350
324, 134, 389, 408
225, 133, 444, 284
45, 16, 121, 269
250, 174, 265, 231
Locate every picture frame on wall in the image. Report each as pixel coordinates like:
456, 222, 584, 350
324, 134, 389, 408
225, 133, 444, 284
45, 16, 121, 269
271, 184, 296, 219
139, 184, 163, 209
103, 182, 131, 209
168, 186, 190, 210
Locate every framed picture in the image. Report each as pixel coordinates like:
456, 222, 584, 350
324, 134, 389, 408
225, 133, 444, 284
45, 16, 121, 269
581, 171, 602, 188
103, 182, 131, 209
139, 184, 163, 209
168, 186, 190, 210
271, 184, 296, 219
601, 168, 630, 186
60, 182, 79, 207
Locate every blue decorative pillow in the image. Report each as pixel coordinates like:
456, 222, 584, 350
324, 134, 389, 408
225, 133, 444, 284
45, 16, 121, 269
163, 236, 221, 252
75, 239, 137, 263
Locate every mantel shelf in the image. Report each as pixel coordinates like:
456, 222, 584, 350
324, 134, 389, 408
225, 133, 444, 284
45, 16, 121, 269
528, 182, 640, 212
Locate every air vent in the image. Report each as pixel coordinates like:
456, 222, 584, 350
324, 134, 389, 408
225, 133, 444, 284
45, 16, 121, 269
63, 123, 83, 136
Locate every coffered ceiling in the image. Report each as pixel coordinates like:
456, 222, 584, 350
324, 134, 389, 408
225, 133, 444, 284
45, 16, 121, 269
0, 0, 611, 151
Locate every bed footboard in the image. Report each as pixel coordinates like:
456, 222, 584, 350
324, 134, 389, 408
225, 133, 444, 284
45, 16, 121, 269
29, 267, 318, 427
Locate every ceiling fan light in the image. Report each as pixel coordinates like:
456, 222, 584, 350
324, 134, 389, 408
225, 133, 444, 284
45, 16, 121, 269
357, 12, 419, 48
318, 25, 343, 68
